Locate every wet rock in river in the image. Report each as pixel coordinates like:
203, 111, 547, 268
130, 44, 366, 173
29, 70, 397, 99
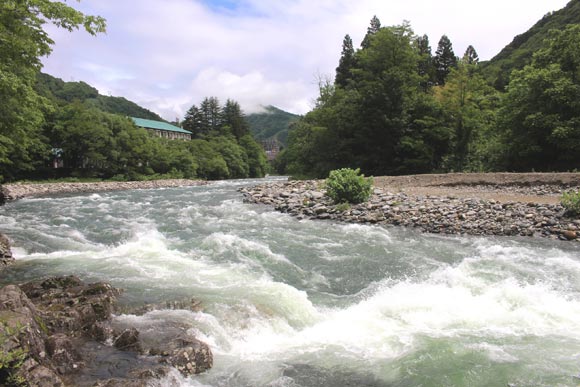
0, 232, 14, 267
113, 328, 142, 353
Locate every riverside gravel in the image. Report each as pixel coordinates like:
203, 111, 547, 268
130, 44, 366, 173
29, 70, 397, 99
240, 180, 580, 242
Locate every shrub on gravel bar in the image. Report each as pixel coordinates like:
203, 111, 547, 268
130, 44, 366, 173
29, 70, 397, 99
325, 168, 373, 204
561, 190, 580, 217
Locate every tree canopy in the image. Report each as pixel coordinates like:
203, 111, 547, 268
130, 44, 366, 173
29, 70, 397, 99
0, 0, 105, 181
276, 15, 579, 178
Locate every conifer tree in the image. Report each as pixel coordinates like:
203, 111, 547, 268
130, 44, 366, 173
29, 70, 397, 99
433, 35, 458, 85
222, 99, 248, 139
361, 15, 381, 49
463, 45, 479, 65
335, 34, 356, 88
183, 104, 203, 138
200, 97, 222, 135
416, 34, 434, 90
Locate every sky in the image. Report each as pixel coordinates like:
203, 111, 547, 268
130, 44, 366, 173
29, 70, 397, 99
41, 0, 570, 121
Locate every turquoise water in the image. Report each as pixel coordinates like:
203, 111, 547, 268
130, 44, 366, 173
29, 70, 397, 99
1, 178, 580, 386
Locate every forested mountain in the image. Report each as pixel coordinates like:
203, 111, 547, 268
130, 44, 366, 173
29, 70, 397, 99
481, 0, 580, 89
277, 7, 580, 178
246, 105, 300, 146
36, 73, 164, 121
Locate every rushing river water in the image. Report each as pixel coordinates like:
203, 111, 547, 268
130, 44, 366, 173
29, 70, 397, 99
1, 178, 580, 387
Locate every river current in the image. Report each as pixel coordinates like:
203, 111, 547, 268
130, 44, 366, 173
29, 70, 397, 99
1, 178, 580, 387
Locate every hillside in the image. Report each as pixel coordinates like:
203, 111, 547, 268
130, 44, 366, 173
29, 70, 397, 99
246, 105, 300, 146
35, 73, 164, 121
482, 0, 580, 89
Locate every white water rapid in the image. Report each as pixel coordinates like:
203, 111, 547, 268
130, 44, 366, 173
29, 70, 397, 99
1, 178, 579, 386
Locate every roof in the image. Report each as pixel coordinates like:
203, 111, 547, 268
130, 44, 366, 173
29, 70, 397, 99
131, 117, 192, 135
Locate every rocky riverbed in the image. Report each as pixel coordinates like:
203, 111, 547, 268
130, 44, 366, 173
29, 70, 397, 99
240, 179, 580, 241
0, 179, 208, 203
0, 234, 213, 387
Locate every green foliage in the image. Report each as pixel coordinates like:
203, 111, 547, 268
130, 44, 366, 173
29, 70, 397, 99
239, 134, 268, 177
495, 25, 580, 171
325, 168, 373, 204
360, 15, 381, 49
561, 190, 580, 217
36, 73, 164, 121
281, 22, 451, 178
281, 10, 580, 178
436, 61, 500, 171
335, 34, 356, 88
281, 121, 339, 179
335, 202, 351, 212
481, 1, 580, 89
0, 0, 105, 182
245, 105, 300, 147
433, 35, 458, 85
0, 322, 28, 386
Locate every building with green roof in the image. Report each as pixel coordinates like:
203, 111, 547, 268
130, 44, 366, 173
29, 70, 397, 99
131, 117, 192, 140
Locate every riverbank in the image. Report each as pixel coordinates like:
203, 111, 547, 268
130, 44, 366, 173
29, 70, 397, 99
0, 179, 208, 202
240, 173, 580, 241
0, 274, 213, 386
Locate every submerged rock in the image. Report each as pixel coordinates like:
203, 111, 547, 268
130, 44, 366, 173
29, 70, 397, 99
163, 334, 213, 376
113, 328, 142, 353
0, 232, 14, 267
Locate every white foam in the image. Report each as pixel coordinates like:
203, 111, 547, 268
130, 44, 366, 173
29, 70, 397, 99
202, 232, 293, 266
468, 342, 519, 363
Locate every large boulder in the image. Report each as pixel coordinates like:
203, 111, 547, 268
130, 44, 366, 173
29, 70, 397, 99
19, 276, 121, 340
45, 334, 83, 375
1, 276, 214, 385
0, 285, 65, 386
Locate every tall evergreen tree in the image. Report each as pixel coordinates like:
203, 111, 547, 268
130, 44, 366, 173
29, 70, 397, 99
360, 15, 381, 49
200, 97, 222, 135
463, 45, 479, 65
335, 34, 356, 88
182, 104, 203, 138
416, 34, 434, 90
433, 35, 458, 85
222, 99, 248, 139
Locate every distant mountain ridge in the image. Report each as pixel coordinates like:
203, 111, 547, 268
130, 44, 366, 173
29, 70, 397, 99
246, 105, 300, 147
35, 72, 164, 121
482, 0, 580, 89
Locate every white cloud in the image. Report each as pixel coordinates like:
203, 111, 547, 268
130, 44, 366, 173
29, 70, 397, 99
41, 0, 569, 120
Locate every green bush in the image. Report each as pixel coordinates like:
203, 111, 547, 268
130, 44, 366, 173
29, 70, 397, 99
325, 168, 373, 204
561, 190, 580, 217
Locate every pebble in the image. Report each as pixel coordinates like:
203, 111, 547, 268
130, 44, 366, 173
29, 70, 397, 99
1, 179, 209, 202
239, 181, 580, 242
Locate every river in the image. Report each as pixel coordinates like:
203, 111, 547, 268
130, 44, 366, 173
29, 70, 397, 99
1, 178, 579, 387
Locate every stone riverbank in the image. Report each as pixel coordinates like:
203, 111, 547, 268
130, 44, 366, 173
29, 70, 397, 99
239, 179, 580, 241
0, 179, 208, 203
0, 274, 213, 386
